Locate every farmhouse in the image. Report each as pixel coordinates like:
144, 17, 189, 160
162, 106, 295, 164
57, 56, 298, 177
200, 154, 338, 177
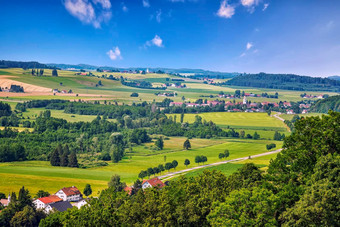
142, 177, 166, 189
55, 186, 82, 202
33, 195, 63, 212
49, 201, 73, 212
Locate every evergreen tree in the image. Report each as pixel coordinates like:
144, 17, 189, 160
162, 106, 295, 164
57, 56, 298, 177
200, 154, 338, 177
83, 184, 92, 197
50, 148, 60, 166
52, 69, 58, 77
138, 170, 147, 180
108, 174, 126, 192
68, 151, 78, 168
180, 113, 184, 123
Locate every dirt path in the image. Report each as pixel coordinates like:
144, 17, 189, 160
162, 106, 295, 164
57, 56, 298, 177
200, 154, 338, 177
158, 148, 282, 180
273, 112, 291, 132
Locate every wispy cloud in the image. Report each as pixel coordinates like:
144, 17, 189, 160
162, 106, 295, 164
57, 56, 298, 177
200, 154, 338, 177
241, 0, 259, 7
217, 0, 235, 19
107, 47, 122, 60
145, 35, 164, 48
64, 0, 112, 28
156, 10, 162, 23
263, 3, 269, 11
240, 42, 254, 57
142, 0, 150, 8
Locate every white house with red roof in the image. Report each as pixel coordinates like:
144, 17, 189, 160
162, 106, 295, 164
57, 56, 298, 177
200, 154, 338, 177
142, 177, 166, 189
55, 186, 82, 202
33, 195, 63, 212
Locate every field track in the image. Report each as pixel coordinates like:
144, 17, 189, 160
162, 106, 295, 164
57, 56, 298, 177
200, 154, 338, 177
159, 148, 282, 180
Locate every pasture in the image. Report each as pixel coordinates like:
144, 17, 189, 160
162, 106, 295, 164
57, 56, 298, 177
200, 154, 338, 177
0, 138, 283, 196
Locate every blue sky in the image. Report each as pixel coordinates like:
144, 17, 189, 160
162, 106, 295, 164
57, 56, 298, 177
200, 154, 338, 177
0, 0, 339, 76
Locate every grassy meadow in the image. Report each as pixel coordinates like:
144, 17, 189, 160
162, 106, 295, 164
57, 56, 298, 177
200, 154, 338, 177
0, 137, 282, 196
168, 112, 290, 139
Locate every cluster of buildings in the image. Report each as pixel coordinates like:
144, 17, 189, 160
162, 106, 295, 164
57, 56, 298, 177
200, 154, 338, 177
0, 186, 87, 214
169, 97, 311, 115
52, 89, 73, 94
301, 94, 325, 99
162, 83, 187, 89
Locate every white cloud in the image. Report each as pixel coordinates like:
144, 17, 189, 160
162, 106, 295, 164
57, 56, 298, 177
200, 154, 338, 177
145, 35, 164, 48
240, 53, 246, 57
142, 0, 150, 7
64, 0, 112, 28
217, 0, 235, 19
246, 42, 253, 50
263, 3, 269, 11
241, 0, 259, 7
107, 47, 122, 60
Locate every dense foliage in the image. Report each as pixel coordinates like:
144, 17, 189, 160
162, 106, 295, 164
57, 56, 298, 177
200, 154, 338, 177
0, 60, 54, 69
311, 95, 340, 113
222, 73, 340, 92
38, 111, 339, 226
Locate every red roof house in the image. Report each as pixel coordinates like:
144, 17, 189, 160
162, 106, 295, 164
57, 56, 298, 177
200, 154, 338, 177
142, 177, 166, 189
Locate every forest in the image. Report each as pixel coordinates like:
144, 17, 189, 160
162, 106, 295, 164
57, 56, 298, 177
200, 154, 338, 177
220, 73, 340, 92
311, 95, 340, 113
0, 60, 55, 69
1, 111, 337, 226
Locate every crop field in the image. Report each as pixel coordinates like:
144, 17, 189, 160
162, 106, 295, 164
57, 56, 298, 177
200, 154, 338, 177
1, 68, 337, 104
0, 138, 282, 196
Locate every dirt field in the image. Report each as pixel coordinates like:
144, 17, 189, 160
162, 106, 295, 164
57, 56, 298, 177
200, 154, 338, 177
0, 75, 51, 92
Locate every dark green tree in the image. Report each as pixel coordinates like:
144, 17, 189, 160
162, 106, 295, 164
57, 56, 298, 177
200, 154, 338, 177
83, 184, 92, 197
195, 155, 202, 165
172, 160, 178, 170
165, 162, 173, 172
155, 137, 164, 150
108, 174, 126, 192
183, 139, 191, 150
50, 148, 60, 166
52, 69, 58, 77
68, 151, 78, 168
36, 190, 50, 198
184, 159, 190, 167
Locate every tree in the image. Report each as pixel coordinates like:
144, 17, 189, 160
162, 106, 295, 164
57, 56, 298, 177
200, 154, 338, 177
10, 206, 44, 227
207, 187, 278, 226
172, 160, 178, 170
147, 167, 154, 178
218, 153, 225, 160
184, 159, 190, 167
111, 133, 125, 163
130, 92, 139, 97
224, 150, 230, 159
52, 69, 58, 77
68, 151, 78, 168
165, 162, 173, 172
240, 130, 245, 138
36, 190, 50, 198
158, 164, 165, 173
195, 155, 202, 165
138, 170, 147, 179
50, 148, 60, 166
155, 137, 164, 150
60, 152, 69, 167
18, 186, 32, 208
253, 132, 260, 140
83, 184, 92, 197
180, 113, 184, 123
201, 156, 207, 164
108, 174, 126, 192
131, 179, 143, 196
153, 167, 160, 176
183, 139, 191, 150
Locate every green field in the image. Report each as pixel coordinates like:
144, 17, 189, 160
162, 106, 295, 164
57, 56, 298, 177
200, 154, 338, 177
1, 68, 337, 104
0, 138, 282, 196
168, 112, 290, 139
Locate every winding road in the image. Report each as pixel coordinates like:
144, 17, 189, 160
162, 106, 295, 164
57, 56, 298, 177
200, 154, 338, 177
158, 148, 282, 180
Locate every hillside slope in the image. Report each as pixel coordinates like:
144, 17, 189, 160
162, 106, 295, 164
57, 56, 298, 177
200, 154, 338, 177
224, 73, 340, 92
